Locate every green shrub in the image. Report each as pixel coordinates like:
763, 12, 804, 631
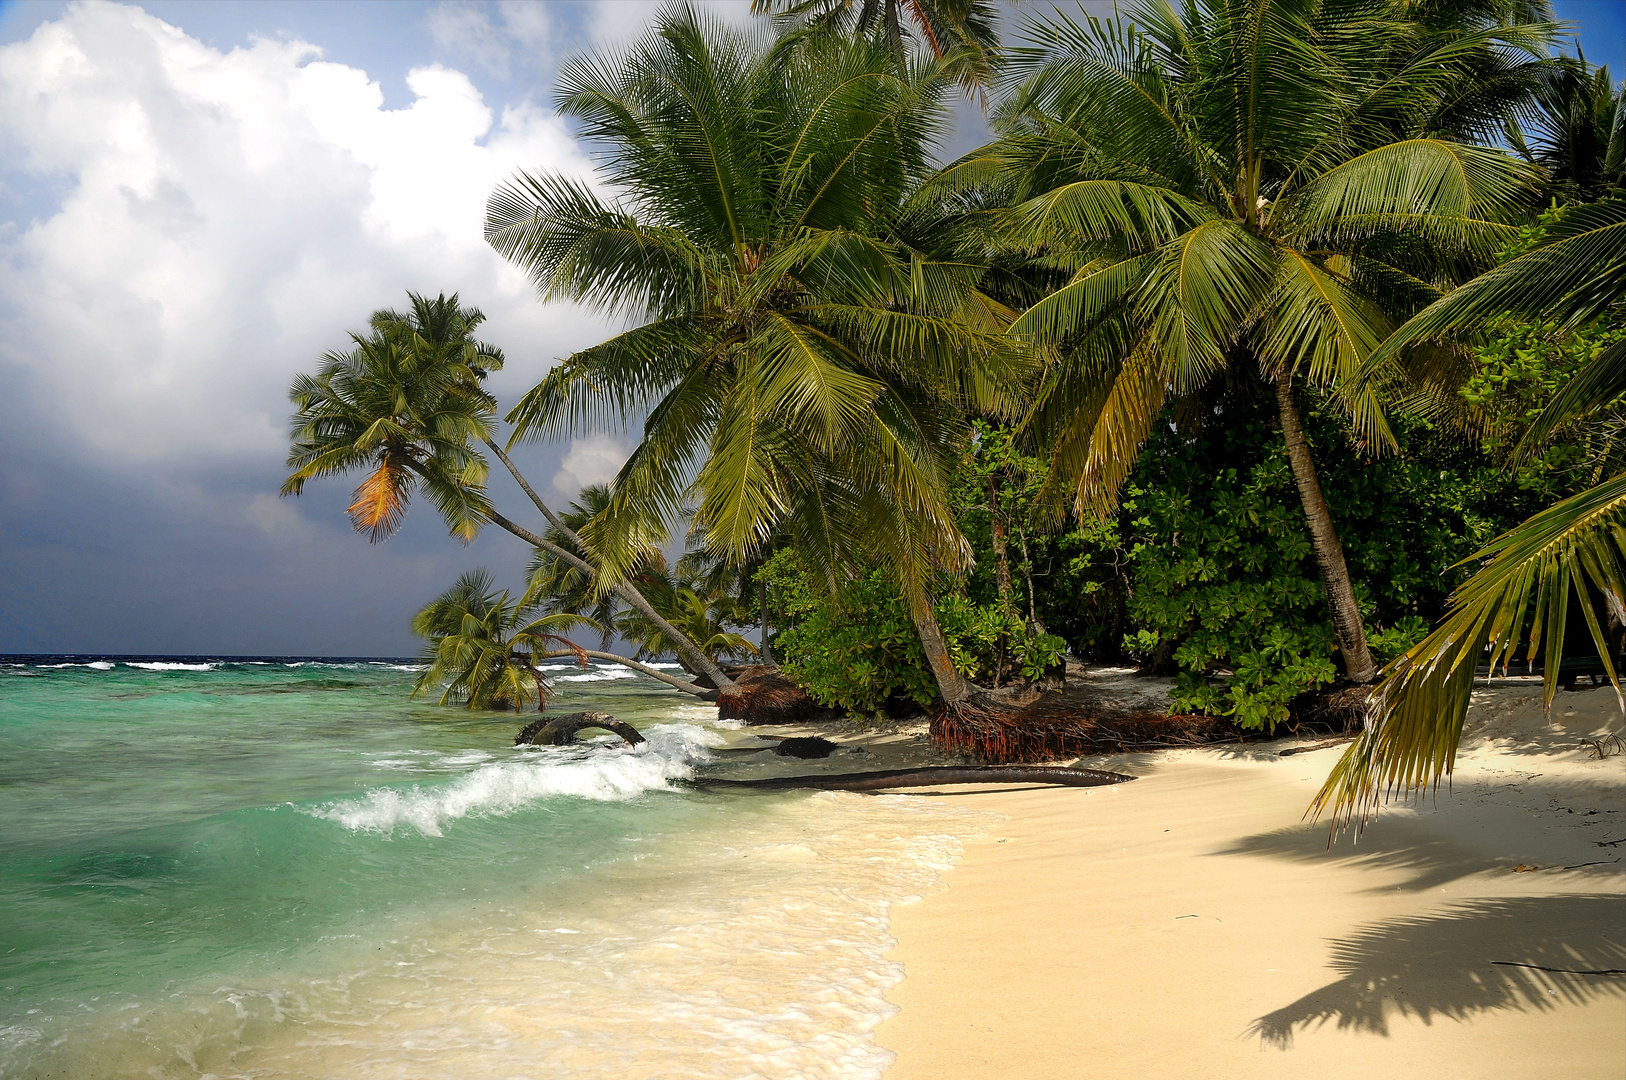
760, 554, 1070, 716
1120, 387, 1537, 731
761, 557, 937, 717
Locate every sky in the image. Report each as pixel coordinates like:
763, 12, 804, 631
0, 0, 1621, 658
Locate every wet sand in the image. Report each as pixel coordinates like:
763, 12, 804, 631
874, 680, 1626, 1079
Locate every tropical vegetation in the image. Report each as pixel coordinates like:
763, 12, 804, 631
411, 569, 592, 711
282, 0, 1624, 830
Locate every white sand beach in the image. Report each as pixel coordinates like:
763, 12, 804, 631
873, 678, 1626, 1079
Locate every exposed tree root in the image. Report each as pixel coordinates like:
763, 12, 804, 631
689, 765, 1136, 792
717, 666, 844, 725
931, 697, 1241, 763
1288, 682, 1372, 732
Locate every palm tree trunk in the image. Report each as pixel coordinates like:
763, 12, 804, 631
1274, 377, 1377, 685
540, 649, 720, 700
759, 575, 774, 666
482, 440, 736, 690
989, 474, 1015, 614
908, 591, 974, 705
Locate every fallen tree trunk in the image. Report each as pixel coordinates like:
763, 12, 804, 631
688, 765, 1136, 792
516, 711, 646, 747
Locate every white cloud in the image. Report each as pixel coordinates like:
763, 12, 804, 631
552, 433, 633, 498
0, 0, 607, 468
423, 2, 558, 81
586, 0, 757, 49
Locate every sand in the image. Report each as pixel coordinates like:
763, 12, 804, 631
872, 677, 1626, 1079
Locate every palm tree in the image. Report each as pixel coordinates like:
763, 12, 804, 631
1315, 197, 1626, 826
282, 291, 500, 543
282, 291, 737, 692
982, 0, 1554, 687
1509, 58, 1625, 201
527, 485, 631, 650
752, 0, 1001, 89
485, 5, 1025, 707
411, 569, 594, 711
528, 485, 760, 674
676, 529, 783, 665
616, 562, 762, 669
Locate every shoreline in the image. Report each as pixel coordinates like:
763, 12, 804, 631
870, 683, 1626, 1078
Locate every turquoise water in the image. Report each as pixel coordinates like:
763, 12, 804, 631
0, 659, 981, 1079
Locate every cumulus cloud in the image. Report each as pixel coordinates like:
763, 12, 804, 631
551, 433, 634, 498
586, 0, 757, 48
425, 1, 557, 81
0, 0, 605, 469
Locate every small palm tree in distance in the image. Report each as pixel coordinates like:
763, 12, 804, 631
412, 569, 597, 712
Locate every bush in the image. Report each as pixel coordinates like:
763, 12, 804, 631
1121, 386, 1543, 731
762, 557, 937, 717
760, 554, 1070, 716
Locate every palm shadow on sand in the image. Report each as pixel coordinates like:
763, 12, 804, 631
1246, 895, 1626, 1049
1213, 773, 1624, 893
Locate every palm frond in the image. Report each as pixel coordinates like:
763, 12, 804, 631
1314, 473, 1626, 828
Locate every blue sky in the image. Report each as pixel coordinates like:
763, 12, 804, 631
0, 0, 1621, 657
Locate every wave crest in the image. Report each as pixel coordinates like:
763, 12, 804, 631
311, 725, 716, 837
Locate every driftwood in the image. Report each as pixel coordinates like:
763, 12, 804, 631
1277, 737, 1356, 757
516, 711, 646, 747
690, 765, 1136, 792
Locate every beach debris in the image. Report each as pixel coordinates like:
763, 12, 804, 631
1581, 733, 1624, 759
690, 764, 1136, 792
1512, 864, 1539, 872
515, 711, 646, 747
1491, 960, 1626, 976
772, 736, 840, 759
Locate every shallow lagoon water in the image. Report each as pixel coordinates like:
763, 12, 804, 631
0, 659, 985, 1079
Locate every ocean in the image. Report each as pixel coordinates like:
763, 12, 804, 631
0, 657, 985, 1079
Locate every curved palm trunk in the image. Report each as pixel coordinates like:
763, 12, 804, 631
482, 440, 736, 690
539, 648, 720, 700
908, 590, 976, 705
759, 575, 775, 666
989, 473, 1015, 612
1275, 377, 1377, 686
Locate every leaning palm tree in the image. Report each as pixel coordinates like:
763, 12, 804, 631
486, 5, 1026, 708
282, 291, 737, 692
1315, 197, 1626, 827
983, 0, 1553, 687
616, 562, 762, 669
282, 291, 500, 543
527, 485, 632, 650
527, 486, 758, 673
411, 569, 594, 711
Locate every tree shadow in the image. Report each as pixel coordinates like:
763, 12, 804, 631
1215, 774, 1624, 892
1247, 895, 1626, 1049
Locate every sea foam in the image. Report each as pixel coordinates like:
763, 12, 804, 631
124, 662, 216, 671
312, 724, 716, 837
556, 666, 640, 681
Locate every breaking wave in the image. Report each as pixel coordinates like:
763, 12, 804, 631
310, 724, 717, 837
